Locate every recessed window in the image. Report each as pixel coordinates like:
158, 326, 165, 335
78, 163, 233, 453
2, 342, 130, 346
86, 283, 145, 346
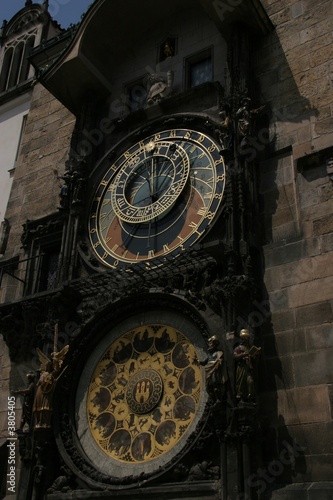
25, 240, 61, 295
185, 48, 213, 88
38, 246, 60, 292
21, 216, 63, 295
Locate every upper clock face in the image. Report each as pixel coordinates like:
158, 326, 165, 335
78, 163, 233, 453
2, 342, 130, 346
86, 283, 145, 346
88, 128, 226, 268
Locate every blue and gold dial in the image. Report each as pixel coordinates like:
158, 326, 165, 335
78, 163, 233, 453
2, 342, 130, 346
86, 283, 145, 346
89, 128, 226, 268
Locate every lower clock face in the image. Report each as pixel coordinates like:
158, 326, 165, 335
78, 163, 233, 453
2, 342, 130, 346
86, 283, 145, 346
76, 319, 208, 479
88, 128, 226, 268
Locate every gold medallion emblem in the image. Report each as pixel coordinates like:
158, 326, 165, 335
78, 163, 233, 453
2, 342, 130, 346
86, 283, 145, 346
126, 369, 163, 414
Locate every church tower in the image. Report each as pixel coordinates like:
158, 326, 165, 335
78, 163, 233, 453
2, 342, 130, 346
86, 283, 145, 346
0, 1, 61, 256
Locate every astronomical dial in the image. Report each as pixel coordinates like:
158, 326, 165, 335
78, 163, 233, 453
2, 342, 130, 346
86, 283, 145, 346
86, 325, 204, 466
88, 128, 226, 268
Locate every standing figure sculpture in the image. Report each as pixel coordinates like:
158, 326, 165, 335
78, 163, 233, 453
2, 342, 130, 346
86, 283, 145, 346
33, 346, 69, 429
233, 329, 260, 402
203, 336, 226, 401
236, 97, 265, 147
218, 102, 233, 153
13, 371, 36, 431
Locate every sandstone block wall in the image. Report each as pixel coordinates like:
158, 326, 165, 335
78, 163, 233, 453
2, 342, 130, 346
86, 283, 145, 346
257, 0, 333, 486
1, 83, 75, 303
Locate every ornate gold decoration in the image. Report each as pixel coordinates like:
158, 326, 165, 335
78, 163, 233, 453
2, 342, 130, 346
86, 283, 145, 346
87, 325, 203, 464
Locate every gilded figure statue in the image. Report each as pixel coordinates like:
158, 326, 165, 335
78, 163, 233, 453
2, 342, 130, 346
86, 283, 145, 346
33, 346, 69, 429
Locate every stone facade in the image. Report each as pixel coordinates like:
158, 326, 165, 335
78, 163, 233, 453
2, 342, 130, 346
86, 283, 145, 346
0, 1, 332, 499
254, 0, 333, 495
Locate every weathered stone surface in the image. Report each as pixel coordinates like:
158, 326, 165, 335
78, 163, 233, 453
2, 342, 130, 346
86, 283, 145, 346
268, 289, 289, 312
288, 276, 333, 308
313, 214, 333, 236
296, 301, 333, 328
308, 482, 333, 500
259, 355, 295, 392
268, 482, 333, 500
271, 222, 300, 243
3, 83, 74, 262
305, 323, 333, 351
263, 328, 306, 357
322, 233, 333, 252
270, 309, 296, 332
305, 456, 333, 483
294, 348, 333, 386
277, 385, 331, 425
264, 237, 322, 269
299, 187, 318, 209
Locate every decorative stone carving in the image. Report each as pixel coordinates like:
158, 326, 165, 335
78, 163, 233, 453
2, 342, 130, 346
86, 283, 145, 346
146, 71, 173, 105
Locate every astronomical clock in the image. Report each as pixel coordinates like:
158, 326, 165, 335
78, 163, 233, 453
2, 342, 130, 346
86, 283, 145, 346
55, 293, 222, 491
54, 114, 229, 491
86, 121, 226, 269
8, 1, 269, 498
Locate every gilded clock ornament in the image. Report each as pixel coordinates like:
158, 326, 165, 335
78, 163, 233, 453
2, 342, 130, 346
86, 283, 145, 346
84, 325, 204, 470
88, 127, 226, 268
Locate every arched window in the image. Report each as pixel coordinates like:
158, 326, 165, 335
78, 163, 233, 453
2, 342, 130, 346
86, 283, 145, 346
0, 47, 14, 93
20, 35, 35, 83
8, 42, 24, 89
0, 30, 37, 93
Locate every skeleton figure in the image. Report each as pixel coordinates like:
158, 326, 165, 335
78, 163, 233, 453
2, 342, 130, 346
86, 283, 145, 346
13, 372, 36, 431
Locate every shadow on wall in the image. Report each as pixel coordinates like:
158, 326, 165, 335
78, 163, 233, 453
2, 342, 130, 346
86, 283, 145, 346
245, 26, 317, 498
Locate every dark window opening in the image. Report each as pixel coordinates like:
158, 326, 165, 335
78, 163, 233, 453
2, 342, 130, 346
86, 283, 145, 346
24, 238, 61, 296
185, 48, 213, 89
8, 42, 24, 89
39, 247, 60, 292
20, 35, 35, 83
126, 77, 147, 113
0, 47, 13, 92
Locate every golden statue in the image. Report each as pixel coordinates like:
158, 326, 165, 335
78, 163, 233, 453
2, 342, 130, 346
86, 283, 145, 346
33, 345, 69, 429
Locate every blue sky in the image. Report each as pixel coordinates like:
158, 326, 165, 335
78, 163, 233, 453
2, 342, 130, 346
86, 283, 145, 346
0, 0, 93, 29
